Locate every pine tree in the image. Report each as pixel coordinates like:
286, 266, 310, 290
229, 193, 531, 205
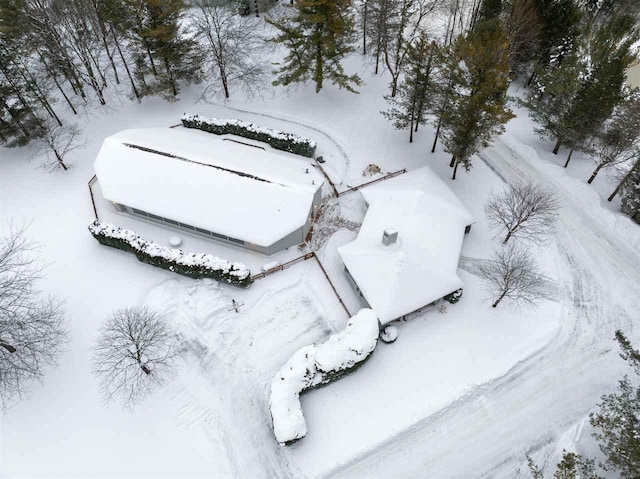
620, 166, 640, 222
381, 36, 435, 142
439, 19, 514, 179
524, 14, 639, 164
590, 331, 640, 477
138, 0, 202, 99
268, 0, 362, 93
533, 0, 582, 69
477, 0, 502, 22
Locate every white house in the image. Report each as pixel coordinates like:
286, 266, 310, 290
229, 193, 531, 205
94, 127, 324, 255
338, 166, 474, 325
626, 61, 640, 90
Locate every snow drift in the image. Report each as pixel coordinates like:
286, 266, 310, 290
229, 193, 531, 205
269, 308, 379, 445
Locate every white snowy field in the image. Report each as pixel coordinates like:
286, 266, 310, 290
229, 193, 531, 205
1, 42, 638, 479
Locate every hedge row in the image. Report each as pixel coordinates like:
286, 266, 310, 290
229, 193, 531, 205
269, 308, 379, 445
181, 113, 317, 158
88, 220, 252, 288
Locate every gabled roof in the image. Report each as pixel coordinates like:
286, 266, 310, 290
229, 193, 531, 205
338, 166, 474, 324
94, 127, 324, 247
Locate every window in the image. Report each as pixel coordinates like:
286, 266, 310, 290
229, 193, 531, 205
211, 232, 228, 240
164, 218, 179, 226
179, 222, 195, 230
195, 227, 211, 235
227, 236, 244, 245
132, 208, 148, 217
147, 212, 163, 221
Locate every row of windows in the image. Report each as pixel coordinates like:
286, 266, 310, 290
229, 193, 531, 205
127, 206, 245, 245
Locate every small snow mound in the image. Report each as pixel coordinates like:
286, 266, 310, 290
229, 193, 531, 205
380, 325, 399, 343
269, 309, 379, 445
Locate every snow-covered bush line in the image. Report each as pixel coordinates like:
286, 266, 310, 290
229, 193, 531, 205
88, 220, 252, 287
269, 309, 379, 445
181, 113, 317, 158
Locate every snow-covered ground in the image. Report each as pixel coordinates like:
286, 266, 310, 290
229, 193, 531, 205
1, 31, 639, 479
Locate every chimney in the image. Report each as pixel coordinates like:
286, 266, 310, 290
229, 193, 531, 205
382, 229, 398, 246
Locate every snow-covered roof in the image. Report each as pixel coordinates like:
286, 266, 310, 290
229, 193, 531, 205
338, 166, 474, 325
94, 127, 324, 248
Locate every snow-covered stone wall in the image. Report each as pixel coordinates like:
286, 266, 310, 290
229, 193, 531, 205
269, 309, 379, 445
88, 220, 251, 287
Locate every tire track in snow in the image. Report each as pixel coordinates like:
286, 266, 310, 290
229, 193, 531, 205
321, 138, 640, 479
208, 102, 350, 183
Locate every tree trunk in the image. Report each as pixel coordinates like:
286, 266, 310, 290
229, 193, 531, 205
431, 117, 442, 153
141, 364, 151, 375
452, 158, 459, 180
588, 164, 603, 184
449, 155, 456, 167
527, 68, 537, 87
217, 58, 230, 99
362, 1, 367, 55
608, 163, 639, 201
54, 149, 68, 171
39, 52, 77, 114
375, 48, 380, 74
315, 31, 323, 92
111, 26, 140, 100
390, 75, 399, 97
0, 341, 17, 353
503, 230, 512, 244
553, 138, 562, 154
492, 291, 506, 308
564, 148, 574, 168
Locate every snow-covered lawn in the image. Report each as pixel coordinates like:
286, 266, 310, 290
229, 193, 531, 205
2, 49, 635, 479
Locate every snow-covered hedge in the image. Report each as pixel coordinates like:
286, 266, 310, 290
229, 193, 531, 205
88, 220, 252, 287
181, 113, 317, 158
269, 309, 379, 445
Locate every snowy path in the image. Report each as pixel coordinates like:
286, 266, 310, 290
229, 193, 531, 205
320, 138, 640, 478
210, 102, 350, 183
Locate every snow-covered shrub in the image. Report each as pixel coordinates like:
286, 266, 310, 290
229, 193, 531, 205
88, 220, 252, 287
444, 288, 463, 304
269, 308, 379, 445
181, 113, 317, 158
380, 325, 399, 343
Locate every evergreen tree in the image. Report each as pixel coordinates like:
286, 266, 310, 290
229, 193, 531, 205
527, 451, 603, 479
524, 14, 639, 164
590, 331, 640, 476
620, 165, 640, 222
532, 0, 582, 69
477, 0, 502, 22
381, 36, 435, 142
137, 0, 202, 99
268, 0, 362, 93
439, 19, 514, 179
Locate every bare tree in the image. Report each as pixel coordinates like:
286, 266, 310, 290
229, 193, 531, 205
485, 182, 559, 244
33, 120, 83, 171
191, 0, 268, 100
585, 95, 640, 184
93, 307, 178, 407
0, 223, 67, 411
478, 243, 547, 308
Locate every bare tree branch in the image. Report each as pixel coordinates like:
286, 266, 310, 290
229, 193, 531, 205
485, 182, 559, 244
478, 243, 548, 308
33, 120, 84, 172
92, 307, 178, 408
0, 222, 67, 411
